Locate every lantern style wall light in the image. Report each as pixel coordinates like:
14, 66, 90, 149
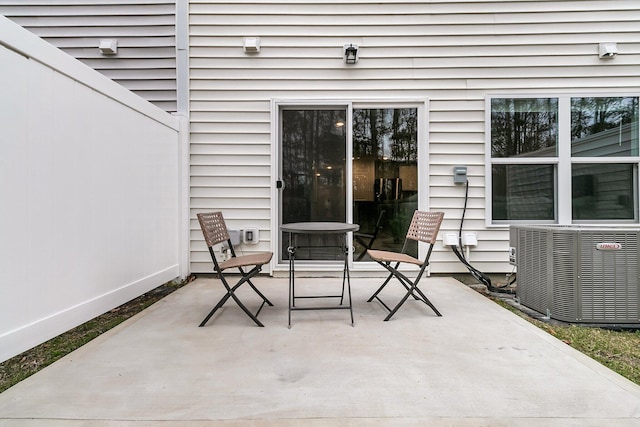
343, 44, 359, 64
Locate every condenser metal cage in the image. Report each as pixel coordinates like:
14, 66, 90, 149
509, 225, 640, 325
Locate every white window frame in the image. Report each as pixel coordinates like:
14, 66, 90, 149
485, 93, 640, 227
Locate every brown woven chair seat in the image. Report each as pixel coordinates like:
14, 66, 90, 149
219, 252, 273, 271
366, 249, 422, 266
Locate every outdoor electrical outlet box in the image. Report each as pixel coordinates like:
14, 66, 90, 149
443, 233, 459, 246
453, 166, 467, 184
462, 232, 478, 246
508, 246, 516, 265
243, 227, 259, 244
228, 229, 241, 246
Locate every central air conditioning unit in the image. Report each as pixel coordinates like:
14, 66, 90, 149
509, 225, 640, 325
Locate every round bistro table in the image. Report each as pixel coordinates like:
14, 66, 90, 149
280, 222, 359, 327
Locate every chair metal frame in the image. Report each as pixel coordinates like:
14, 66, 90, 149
354, 209, 385, 261
197, 212, 273, 327
366, 210, 444, 321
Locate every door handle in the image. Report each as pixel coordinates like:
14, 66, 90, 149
277, 180, 285, 189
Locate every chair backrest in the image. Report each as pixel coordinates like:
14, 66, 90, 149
405, 211, 444, 244
197, 212, 231, 248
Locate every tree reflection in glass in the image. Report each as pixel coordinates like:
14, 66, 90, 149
491, 98, 558, 158
571, 97, 639, 157
352, 108, 419, 259
281, 109, 347, 261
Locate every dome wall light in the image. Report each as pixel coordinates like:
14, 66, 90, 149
343, 43, 359, 64
243, 37, 261, 53
598, 42, 618, 59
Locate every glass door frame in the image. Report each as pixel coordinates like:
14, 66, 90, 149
271, 99, 429, 274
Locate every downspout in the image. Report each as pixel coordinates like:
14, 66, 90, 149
176, 0, 189, 117
175, 0, 190, 278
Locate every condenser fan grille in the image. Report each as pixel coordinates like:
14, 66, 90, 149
512, 225, 640, 325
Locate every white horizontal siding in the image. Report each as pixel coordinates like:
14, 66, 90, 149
0, 0, 177, 112
192, 178, 270, 191
191, 144, 271, 156
191, 164, 271, 175
189, 0, 640, 274
190, 197, 271, 210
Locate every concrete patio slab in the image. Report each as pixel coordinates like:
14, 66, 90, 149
0, 276, 639, 426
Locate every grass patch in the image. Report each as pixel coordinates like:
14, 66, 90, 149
0, 276, 193, 393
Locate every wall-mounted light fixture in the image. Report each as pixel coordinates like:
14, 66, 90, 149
98, 39, 118, 55
243, 37, 261, 53
343, 44, 359, 64
598, 42, 618, 59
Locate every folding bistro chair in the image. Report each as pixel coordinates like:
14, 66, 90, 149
354, 209, 385, 260
197, 212, 273, 327
367, 210, 444, 321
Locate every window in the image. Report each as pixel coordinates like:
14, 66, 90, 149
488, 95, 639, 224
571, 97, 639, 157
490, 98, 558, 158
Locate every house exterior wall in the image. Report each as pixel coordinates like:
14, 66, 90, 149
0, 15, 181, 362
0, 0, 178, 112
4, 1, 638, 275
189, 0, 640, 274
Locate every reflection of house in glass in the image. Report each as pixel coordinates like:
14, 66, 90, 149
571, 122, 637, 220
502, 122, 638, 221
571, 122, 638, 157
502, 164, 555, 220
572, 163, 633, 220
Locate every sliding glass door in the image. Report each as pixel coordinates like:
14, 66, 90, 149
352, 107, 419, 259
277, 104, 420, 264
279, 107, 348, 262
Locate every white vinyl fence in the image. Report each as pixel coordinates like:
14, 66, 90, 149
0, 16, 184, 362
